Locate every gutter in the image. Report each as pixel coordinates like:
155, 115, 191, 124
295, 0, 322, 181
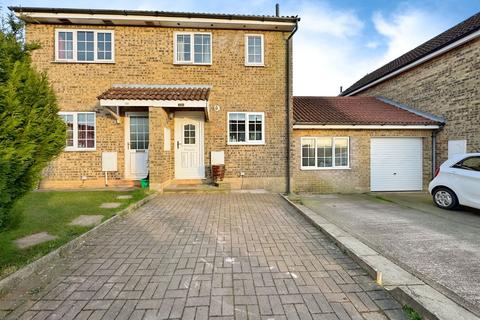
9, 6, 300, 23
293, 124, 440, 130
342, 29, 480, 96
285, 20, 298, 194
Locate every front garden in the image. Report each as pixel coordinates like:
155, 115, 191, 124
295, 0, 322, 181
0, 189, 146, 280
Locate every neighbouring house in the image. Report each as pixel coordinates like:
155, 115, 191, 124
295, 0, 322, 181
292, 97, 443, 193
11, 6, 299, 192
341, 12, 480, 169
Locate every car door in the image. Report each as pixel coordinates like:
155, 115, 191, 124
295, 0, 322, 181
451, 156, 480, 208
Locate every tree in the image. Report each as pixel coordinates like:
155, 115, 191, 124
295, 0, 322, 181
0, 14, 66, 229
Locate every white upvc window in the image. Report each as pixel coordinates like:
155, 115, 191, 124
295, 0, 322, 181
301, 137, 349, 170
227, 112, 265, 145
55, 29, 114, 63
245, 34, 264, 66
174, 32, 212, 65
59, 112, 96, 151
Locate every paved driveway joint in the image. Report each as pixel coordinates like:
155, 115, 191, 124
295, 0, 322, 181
1, 194, 405, 320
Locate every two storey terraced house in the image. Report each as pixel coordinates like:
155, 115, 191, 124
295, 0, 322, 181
12, 7, 299, 192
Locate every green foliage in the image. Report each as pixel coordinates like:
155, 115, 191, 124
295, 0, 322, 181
0, 15, 66, 229
403, 305, 422, 320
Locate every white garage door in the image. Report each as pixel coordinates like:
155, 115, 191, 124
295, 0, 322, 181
370, 138, 423, 191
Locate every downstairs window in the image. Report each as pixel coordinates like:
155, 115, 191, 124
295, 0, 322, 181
228, 112, 265, 145
59, 112, 96, 151
301, 137, 349, 169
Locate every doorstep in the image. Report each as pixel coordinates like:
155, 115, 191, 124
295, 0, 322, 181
163, 181, 230, 194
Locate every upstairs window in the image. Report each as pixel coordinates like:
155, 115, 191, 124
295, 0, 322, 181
301, 137, 349, 169
228, 112, 265, 145
55, 29, 114, 63
245, 34, 264, 66
77, 31, 94, 61
57, 31, 73, 60
59, 112, 96, 151
174, 32, 211, 65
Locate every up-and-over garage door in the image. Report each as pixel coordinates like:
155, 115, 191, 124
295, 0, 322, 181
370, 138, 423, 191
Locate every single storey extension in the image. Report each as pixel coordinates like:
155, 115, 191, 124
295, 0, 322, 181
292, 96, 444, 193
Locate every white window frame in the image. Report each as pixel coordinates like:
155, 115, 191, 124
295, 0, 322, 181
59, 112, 96, 151
173, 32, 212, 65
300, 137, 350, 170
54, 29, 115, 63
227, 112, 265, 145
245, 34, 264, 66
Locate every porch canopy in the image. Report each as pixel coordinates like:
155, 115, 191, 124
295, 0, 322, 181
98, 84, 211, 120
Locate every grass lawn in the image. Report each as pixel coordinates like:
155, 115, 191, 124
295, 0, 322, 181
0, 189, 147, 280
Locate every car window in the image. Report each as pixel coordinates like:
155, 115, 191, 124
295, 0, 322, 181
454, 157, 480, 171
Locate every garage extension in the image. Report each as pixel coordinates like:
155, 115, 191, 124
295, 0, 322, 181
292, 96, 444, 193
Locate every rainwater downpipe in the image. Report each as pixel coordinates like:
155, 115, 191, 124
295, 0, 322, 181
431, 130, 437, 178
286, 20, 298, 194
431, 125, 444, 177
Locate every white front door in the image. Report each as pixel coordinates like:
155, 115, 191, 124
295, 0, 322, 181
174, 112, 205, 179
370, 137, 423, 191
125, 112, 149, 180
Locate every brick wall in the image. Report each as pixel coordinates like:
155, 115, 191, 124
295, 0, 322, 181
292, 129, 432, 193
148, 107, 174, 190
357, 38, 480, 165
27, 24, 290, 191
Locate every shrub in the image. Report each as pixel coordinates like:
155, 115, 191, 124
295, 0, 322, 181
0, 14, 66, 229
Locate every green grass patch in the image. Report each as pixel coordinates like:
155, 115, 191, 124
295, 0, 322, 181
0, 189, 146, 279
370, 194, 396, 204
403, 305, 422, 320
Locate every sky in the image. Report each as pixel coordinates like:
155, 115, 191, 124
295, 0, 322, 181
1, 0, 479, 95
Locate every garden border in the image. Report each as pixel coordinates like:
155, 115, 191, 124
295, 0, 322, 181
0, 192, 157, 294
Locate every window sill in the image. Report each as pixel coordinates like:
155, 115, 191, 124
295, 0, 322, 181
300, 167, 351, 171
227, 142, 265, 146
245, 63, 265, 67
52, 60, 115, 64
65, 148, 97, 152
173, 62, 212, 66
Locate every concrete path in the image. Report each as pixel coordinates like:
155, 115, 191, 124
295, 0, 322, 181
300, 193, 480, 315
0, 194, 405, 320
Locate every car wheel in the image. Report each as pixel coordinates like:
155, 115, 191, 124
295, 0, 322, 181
433, 188, 458, 210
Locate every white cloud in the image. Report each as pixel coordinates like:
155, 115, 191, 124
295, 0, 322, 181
372, 9, 447, 66
365, 41, 380, 49
299, 2, 364, 38
293, 6, 449, 95
292, 1, 370, 95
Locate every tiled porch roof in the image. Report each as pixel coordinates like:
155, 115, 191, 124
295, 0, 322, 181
97, 85, 210, 101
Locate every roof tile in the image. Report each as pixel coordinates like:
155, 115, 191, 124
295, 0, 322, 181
97, 86, 210, 101
293, 96, 440, 125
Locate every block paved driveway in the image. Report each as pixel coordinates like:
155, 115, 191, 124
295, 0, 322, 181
1, 193, 406, 320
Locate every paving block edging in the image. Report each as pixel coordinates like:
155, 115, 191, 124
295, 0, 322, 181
0, 192, 157, 294
280, 194, 479, 320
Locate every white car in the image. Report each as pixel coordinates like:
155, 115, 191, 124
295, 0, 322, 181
429, 153, 480, 210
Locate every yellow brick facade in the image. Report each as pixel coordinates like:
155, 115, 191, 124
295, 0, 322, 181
357, 38, 480, 166
26, 24, 291, 191
292, 129, 433, 193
